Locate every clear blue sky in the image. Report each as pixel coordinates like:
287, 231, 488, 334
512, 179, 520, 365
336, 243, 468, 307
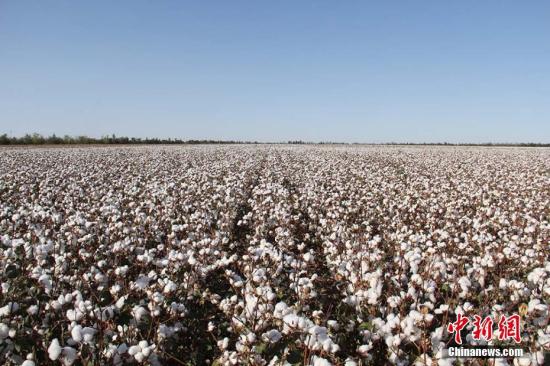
1, 1, 549, 143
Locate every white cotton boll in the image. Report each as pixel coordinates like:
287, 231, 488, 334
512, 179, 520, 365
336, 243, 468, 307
266, 290, 276, 301
128, 345, 141, 356
115, 296, 126, 309
132, 306, 148, 322
163, 281, 177, 293
533, 351, 545, 365
218, 337, 229, 350
0, 324, 8, 339
139, 340, 149, 349
527, 299, 547, 313
262, 329, 282, 343
322, 338, 332, 352
385, 335, 395, 348
458, 276, 471, 297
94, 273, 107, 283
358, 343, 372, 356
434, 304, 449, 315
463, 302, 474, 312
134, 352, 145, 363
512, 357, 532, 366
252, 268, 266, 283
57, 294, 66, 305
117, 343, 128, 354
327, 320, 339, 331
133, 275, 151, 290
0, 302, 18, 317
61, 347, 77, 366
110, 284, 122, 295
81, 327, 96, 342
71, 325, 83, 342
38, 274, 53, 293
536, 330, 550, 348
21, 361, 35, 366
246, 332, 256, 344
283, 313, 299, 328
273, 302, 290, 319
413, 354, 433, 366
0, 306, 9, 317
66, 309, 75, 321
26, 305, 38, 315
48, 338, 62, 360
100, 307, 114, 320
152, 292, 164, 303
311, 355, 332, 366
344, 359, 358, 366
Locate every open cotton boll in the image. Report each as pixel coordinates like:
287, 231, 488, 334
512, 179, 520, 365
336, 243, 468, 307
311, 356, 332, 366
61, 347, 78, 366
48, 338, 62, 360
66, 309, 84, 322
0, 302, 18, 317
0, 323, 9, 340
128, 345, 141, 356
71, 325, 83, 342
262, 329, 282, 343
512, 357, 531, 366
132, 306, 149, 322
217, 337, 229, 350
115, 296, 126, 309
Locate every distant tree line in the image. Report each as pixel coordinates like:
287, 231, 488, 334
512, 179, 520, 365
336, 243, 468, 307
0, 133, 548, 146
0, 133, 259, 145
372, 142, 550, 147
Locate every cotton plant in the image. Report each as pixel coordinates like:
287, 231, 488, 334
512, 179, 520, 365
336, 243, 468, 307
0, 145, 548, 364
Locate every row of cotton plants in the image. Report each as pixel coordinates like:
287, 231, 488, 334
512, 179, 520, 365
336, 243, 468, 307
0, 145, 548, 365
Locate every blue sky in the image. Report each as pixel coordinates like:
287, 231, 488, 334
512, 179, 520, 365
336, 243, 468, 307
1, 1, 549, 143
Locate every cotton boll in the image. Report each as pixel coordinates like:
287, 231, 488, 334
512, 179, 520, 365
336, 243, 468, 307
71, 325, 83, 342
115, 296, 126, 309
512, 357, 532, 366
81, 327, 96, 343
218, 337, 229, 350
61, 347, 78, 366
117, 343, 128, 354
134, 352, 145, 363
262, 329, 282, 343
128, 345, 141, 356
311, 356, 332, 366
0, 323, 8, 340
48, 338, 62, 361
358, 343, 372, 356
0, 302, 18, 317
27, 305, 38, 315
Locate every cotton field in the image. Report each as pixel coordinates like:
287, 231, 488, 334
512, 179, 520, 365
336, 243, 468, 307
0, 145, 548, 366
